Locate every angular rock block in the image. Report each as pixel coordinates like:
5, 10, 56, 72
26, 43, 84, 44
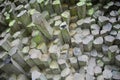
93, 37, 103, 51
77, 1, 86, 19
69, 57, 79, 70
83, 35, 94, 52
78, 55, 89, 66
58, 59, 67, 70
31, 10, 53, 40
61, 68, 71, 80
59, 22, 71, 44
50, 61, 61, 74
115, 55, 120, 67
104, 35, 115, 46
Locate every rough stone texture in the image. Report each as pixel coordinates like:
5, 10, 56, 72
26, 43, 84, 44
0, 0, 120, 80
93, 37, 103, 51
74, 73, 85, 80
83, 35, 94, 52
61, 68, 71, 80
94, 66, 102, 76
104, 35, 115, 46
103, 69, 112, 79
115, 55, 120, 66
69, 57, 79, 70
78, 55, 89, 66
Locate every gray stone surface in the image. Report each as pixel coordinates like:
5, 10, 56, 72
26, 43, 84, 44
94, 66, 102, 76
74, 73, 85, 80
61, 68, 71, 79
78, 55, 89, 66
83, 35, 94, 51
93, 37, 103, 51
69, 57, 79, 70
115, 55, 120, 66
103, 69, 112, 79
104, 35, 115, 46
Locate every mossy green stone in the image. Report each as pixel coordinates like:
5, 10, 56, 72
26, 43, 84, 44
27, 23, 35, 28
77, 1, 85, 6
88, 8, 94, 16
61, 11, 69, 18
22, 46, 29, 54
6, 28, 10, 33
4, 12, 10, 20
87, 2, 92, 6
80, 0, 86, 2
53, 0, 60, 5
9, 20, 16, 27
118, 9, 120, 15
32, 30, 44, 44
37, 0, 44, 3
45, 0, 49, 5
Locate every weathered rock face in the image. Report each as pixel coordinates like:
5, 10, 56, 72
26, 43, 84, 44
0, 0, 120, 80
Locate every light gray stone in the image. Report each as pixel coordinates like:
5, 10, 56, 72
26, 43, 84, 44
115, 55, 120, 66
113, 24, 120, 30
49, 44, 60, 60
9, 47, 30, 72
91, 30, 99, 38
94, 66, 102, 76
53, 75, 61, 80
65, 74, 74, 80
17, 74, 28, 80
110, 11, 119, 17
97, 75, 104, 80
90, 24, 100, 30
93, 37, 103, 51
102, 23, 112, 32
69, 57, 79, 70
109, 17, 117, 24
98, 16, 109, 26
50, 61, 61, 74
102, 45, 109, 56
102, 57, 111, 65
90, 50, 98, 57
31, 10, 53, 40
40, 54, 51, 68
58, 59, 67, 70
100, 29, 108, 37
87, 58, 96, 76
61, 68, 71, 80
74, 73, 85, 80
29, 49, 42, 67
0, 38, 11, 51
104, 35, 115, 46
86, 73, 95, 80
112, 71, 120, 80
110, 30, 117, 36
83, 35, 94, 51
73, 47, 82, 57
78, 55, 89, 66
103, 69, 112, 79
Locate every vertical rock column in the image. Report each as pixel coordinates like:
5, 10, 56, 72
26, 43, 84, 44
30, 66, 47, 80
29, 0, 41, 12
45, 0, 54, 14
8, 47, 30, 72
52, 0, 62, 15
82, 35, 94, 52
17, 10, 31, 27
59, 22, 71, 44
31, 10, 53, 40
61, 11, 70, 25
77, 1, 86, 19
